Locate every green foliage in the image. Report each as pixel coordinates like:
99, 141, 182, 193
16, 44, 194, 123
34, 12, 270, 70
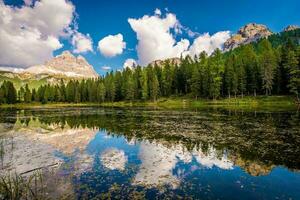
0, 81, 17, 104
1, 29, 300, 104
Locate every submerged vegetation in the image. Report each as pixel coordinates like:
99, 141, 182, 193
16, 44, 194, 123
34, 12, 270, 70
0, 29, 300, 106
0, 107, 299, 198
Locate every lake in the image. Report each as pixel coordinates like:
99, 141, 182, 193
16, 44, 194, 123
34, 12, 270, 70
0, 107, 299, 199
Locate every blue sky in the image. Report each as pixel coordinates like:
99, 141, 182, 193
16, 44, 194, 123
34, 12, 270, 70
2, 0, 300, 74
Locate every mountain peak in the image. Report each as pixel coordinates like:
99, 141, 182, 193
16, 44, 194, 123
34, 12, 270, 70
60, 50, 74, 56
224, 23, 272, 50
25, 51, 98, 78
283, 25, 300, 32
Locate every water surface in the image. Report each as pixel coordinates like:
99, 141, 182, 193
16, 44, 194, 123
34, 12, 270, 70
0, 107, 299, 199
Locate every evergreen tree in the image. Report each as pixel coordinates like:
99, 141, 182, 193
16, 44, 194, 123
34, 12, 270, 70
4, 81, 17, 104
224, 54, 236, 98
209, 49, 224, 99
258, 39, 277, 95
141, 70, 148, 100
24, 84, 32, 103
97, 81, 106, 102
191, 64, 201, 99
148, 68, 159, 101
286, 50, 300, 100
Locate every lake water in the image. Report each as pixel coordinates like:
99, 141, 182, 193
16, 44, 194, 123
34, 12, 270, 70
0, 107, 299, 199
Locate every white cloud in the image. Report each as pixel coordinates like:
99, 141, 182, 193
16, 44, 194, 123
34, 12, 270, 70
128, 10, 231, 66
97, 33, 126, 57
101, 66, 111, 71
72, 32, 93, 53
188, 31, 231, 57
123, 58, 137, 69
128, 12, 189, 66
100, 148, 127, 171
133, 141, 233, 189
0, 0, 75, 67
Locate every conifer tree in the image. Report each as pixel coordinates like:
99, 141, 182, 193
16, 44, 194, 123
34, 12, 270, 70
286, 50, 300, 100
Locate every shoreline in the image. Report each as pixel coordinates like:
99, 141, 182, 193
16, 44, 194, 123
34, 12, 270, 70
0, 96, 298, 111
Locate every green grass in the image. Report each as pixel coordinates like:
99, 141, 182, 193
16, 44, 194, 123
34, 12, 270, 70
0, 96, 298, 111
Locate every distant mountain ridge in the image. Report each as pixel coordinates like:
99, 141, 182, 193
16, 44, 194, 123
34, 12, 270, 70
0, 51, 98, 78
0, 51, 99, 89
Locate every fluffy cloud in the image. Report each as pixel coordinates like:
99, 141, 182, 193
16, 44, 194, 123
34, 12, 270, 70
72, 32, 93, 53
133, 141, 233, 189
100, 148, 127, 171
128, 12, 189, 66
123, 58, 137, 69
188, 31, 231, 57
97, 34, 126, 57
0, 0, 75, 67
128, 10, 231, 66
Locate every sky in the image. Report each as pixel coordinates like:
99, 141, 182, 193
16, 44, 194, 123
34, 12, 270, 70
1, 0, 299, 75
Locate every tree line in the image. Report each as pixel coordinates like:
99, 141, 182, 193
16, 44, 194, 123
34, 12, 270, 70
0, 30, 300, 104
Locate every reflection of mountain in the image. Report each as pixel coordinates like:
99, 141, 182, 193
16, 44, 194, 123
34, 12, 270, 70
0, 108, 299, 177
133, 141, 233, 188
231, 156, 274, 176
0, 118, 97, 176
12, 117, 98, 155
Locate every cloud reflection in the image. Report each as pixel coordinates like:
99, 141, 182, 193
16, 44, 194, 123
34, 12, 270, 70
133, 141, 233, 188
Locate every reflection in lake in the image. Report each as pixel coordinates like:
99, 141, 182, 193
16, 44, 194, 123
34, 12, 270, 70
0, 107, 299, 199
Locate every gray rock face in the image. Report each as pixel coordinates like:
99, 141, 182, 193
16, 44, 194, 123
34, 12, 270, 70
283, 25, 300, 32
224, 23, 273, 50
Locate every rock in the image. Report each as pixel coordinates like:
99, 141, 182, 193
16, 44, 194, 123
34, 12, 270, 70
25, 51, 98, 78
150, 57, 181, 67
283, 25, 300, 32
224, 23, 273, 50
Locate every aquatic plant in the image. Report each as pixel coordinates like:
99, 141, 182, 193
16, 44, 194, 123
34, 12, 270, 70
0, 171, 48, 200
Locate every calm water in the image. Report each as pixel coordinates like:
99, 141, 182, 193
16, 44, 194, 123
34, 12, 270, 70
0, 107, 299, 199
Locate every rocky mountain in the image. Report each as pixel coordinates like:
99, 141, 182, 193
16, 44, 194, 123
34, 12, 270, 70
224, 23, 273, 50
24, 51, 98, 78
150, 57, 182, 67
283, 25, 300, 32
0, 51, 98, 78
0, 51, 99, 89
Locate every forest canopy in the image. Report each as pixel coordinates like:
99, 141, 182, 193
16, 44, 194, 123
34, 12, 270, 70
1, 29, 300, 104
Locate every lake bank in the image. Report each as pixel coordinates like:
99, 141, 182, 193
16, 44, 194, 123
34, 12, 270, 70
0, 96, 298, 111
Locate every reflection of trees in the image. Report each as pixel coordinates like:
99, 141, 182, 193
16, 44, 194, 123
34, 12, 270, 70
1, 108, 300, 174
0, 108, 17, 133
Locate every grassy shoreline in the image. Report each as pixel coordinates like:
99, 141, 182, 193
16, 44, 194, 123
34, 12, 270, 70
0, 96, 298, 110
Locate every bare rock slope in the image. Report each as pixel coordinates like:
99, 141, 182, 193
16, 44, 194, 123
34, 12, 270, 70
25, 51, 98, 78
224, 23, 273, 50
